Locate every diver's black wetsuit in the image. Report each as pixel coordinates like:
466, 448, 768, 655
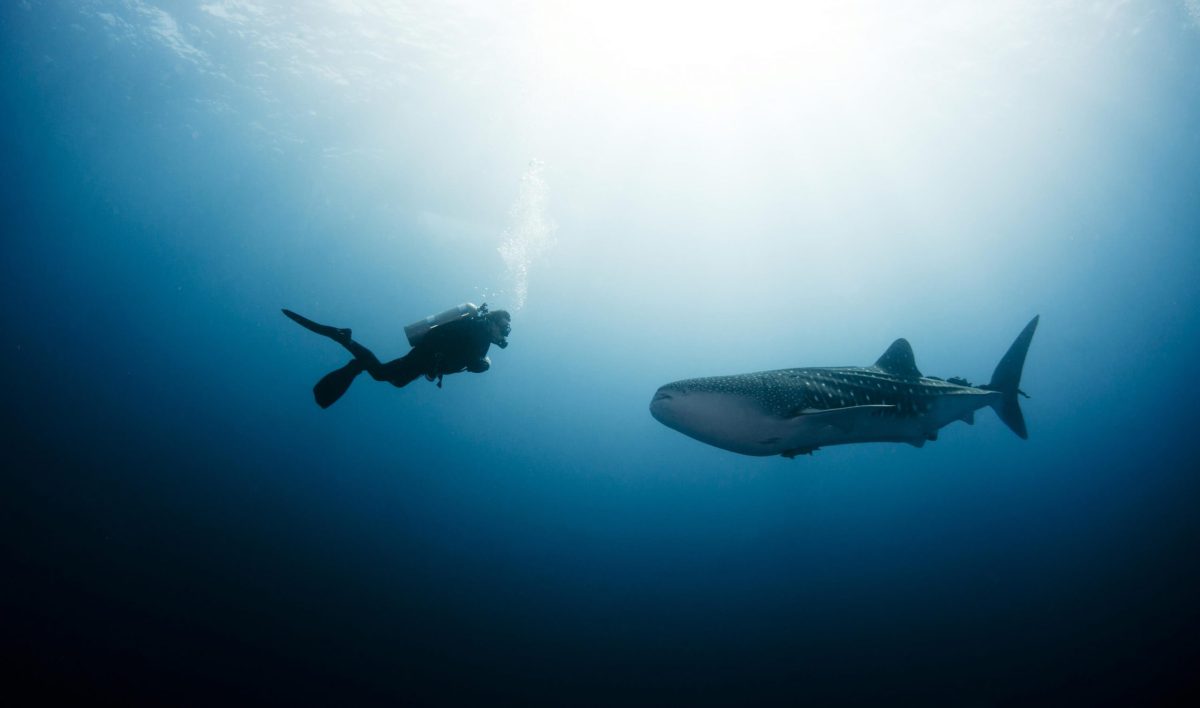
348, 315, 496, 388
282, 308, 506, 407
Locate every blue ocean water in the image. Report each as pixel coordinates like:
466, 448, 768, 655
3, 2, 1199, 704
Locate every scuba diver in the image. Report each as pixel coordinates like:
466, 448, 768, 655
282, 303, 511, 408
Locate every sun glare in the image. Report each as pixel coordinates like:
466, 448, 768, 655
529, 1, 881, 108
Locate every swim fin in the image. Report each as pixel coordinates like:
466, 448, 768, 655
282, 308, 351, 343
313, 359, 364, 409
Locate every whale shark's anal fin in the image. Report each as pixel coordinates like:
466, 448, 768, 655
789, 404, 896, 432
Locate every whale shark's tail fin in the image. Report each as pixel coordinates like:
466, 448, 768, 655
981, 316, 1039, 439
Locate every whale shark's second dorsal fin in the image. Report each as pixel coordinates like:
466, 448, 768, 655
874, 338, 922, 378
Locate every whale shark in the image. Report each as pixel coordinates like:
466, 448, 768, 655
649, 316, 1039, 458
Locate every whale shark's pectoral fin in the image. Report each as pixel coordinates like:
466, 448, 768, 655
789, 404, 896, 433
782, 446, 820, 458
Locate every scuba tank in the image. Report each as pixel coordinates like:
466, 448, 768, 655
404, 302, 481, 347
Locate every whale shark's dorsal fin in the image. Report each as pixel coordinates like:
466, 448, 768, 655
874, 338, 922, 378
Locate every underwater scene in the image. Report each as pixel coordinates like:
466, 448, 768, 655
4, 1, 1199, 704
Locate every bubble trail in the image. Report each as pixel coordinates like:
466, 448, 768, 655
498, 160, 556, 311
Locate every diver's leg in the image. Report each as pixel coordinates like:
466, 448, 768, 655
377, 352, 427, 388
281, 309, 397, 380
339, 339, 390, 380
334, 337, 422, 386
307, 341, 397, 406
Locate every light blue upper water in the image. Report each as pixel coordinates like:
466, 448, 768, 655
4, 2, 1199, 703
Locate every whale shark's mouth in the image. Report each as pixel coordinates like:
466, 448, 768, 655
648, 388, 674, 424
649, 385, 691, 429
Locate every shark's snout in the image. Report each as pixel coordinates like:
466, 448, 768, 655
649, 385, 679, 424
649, 377, 783, 456
651, 382, 701, 428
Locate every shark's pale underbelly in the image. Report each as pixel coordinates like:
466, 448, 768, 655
771, 393, 996, 455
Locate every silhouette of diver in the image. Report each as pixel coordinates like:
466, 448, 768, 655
282, 305, 511, 408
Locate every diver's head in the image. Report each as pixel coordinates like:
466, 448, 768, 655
486, 310, 511, 348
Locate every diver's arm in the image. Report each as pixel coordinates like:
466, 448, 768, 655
420, 318, 491, 375
465, 357, 491, 373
